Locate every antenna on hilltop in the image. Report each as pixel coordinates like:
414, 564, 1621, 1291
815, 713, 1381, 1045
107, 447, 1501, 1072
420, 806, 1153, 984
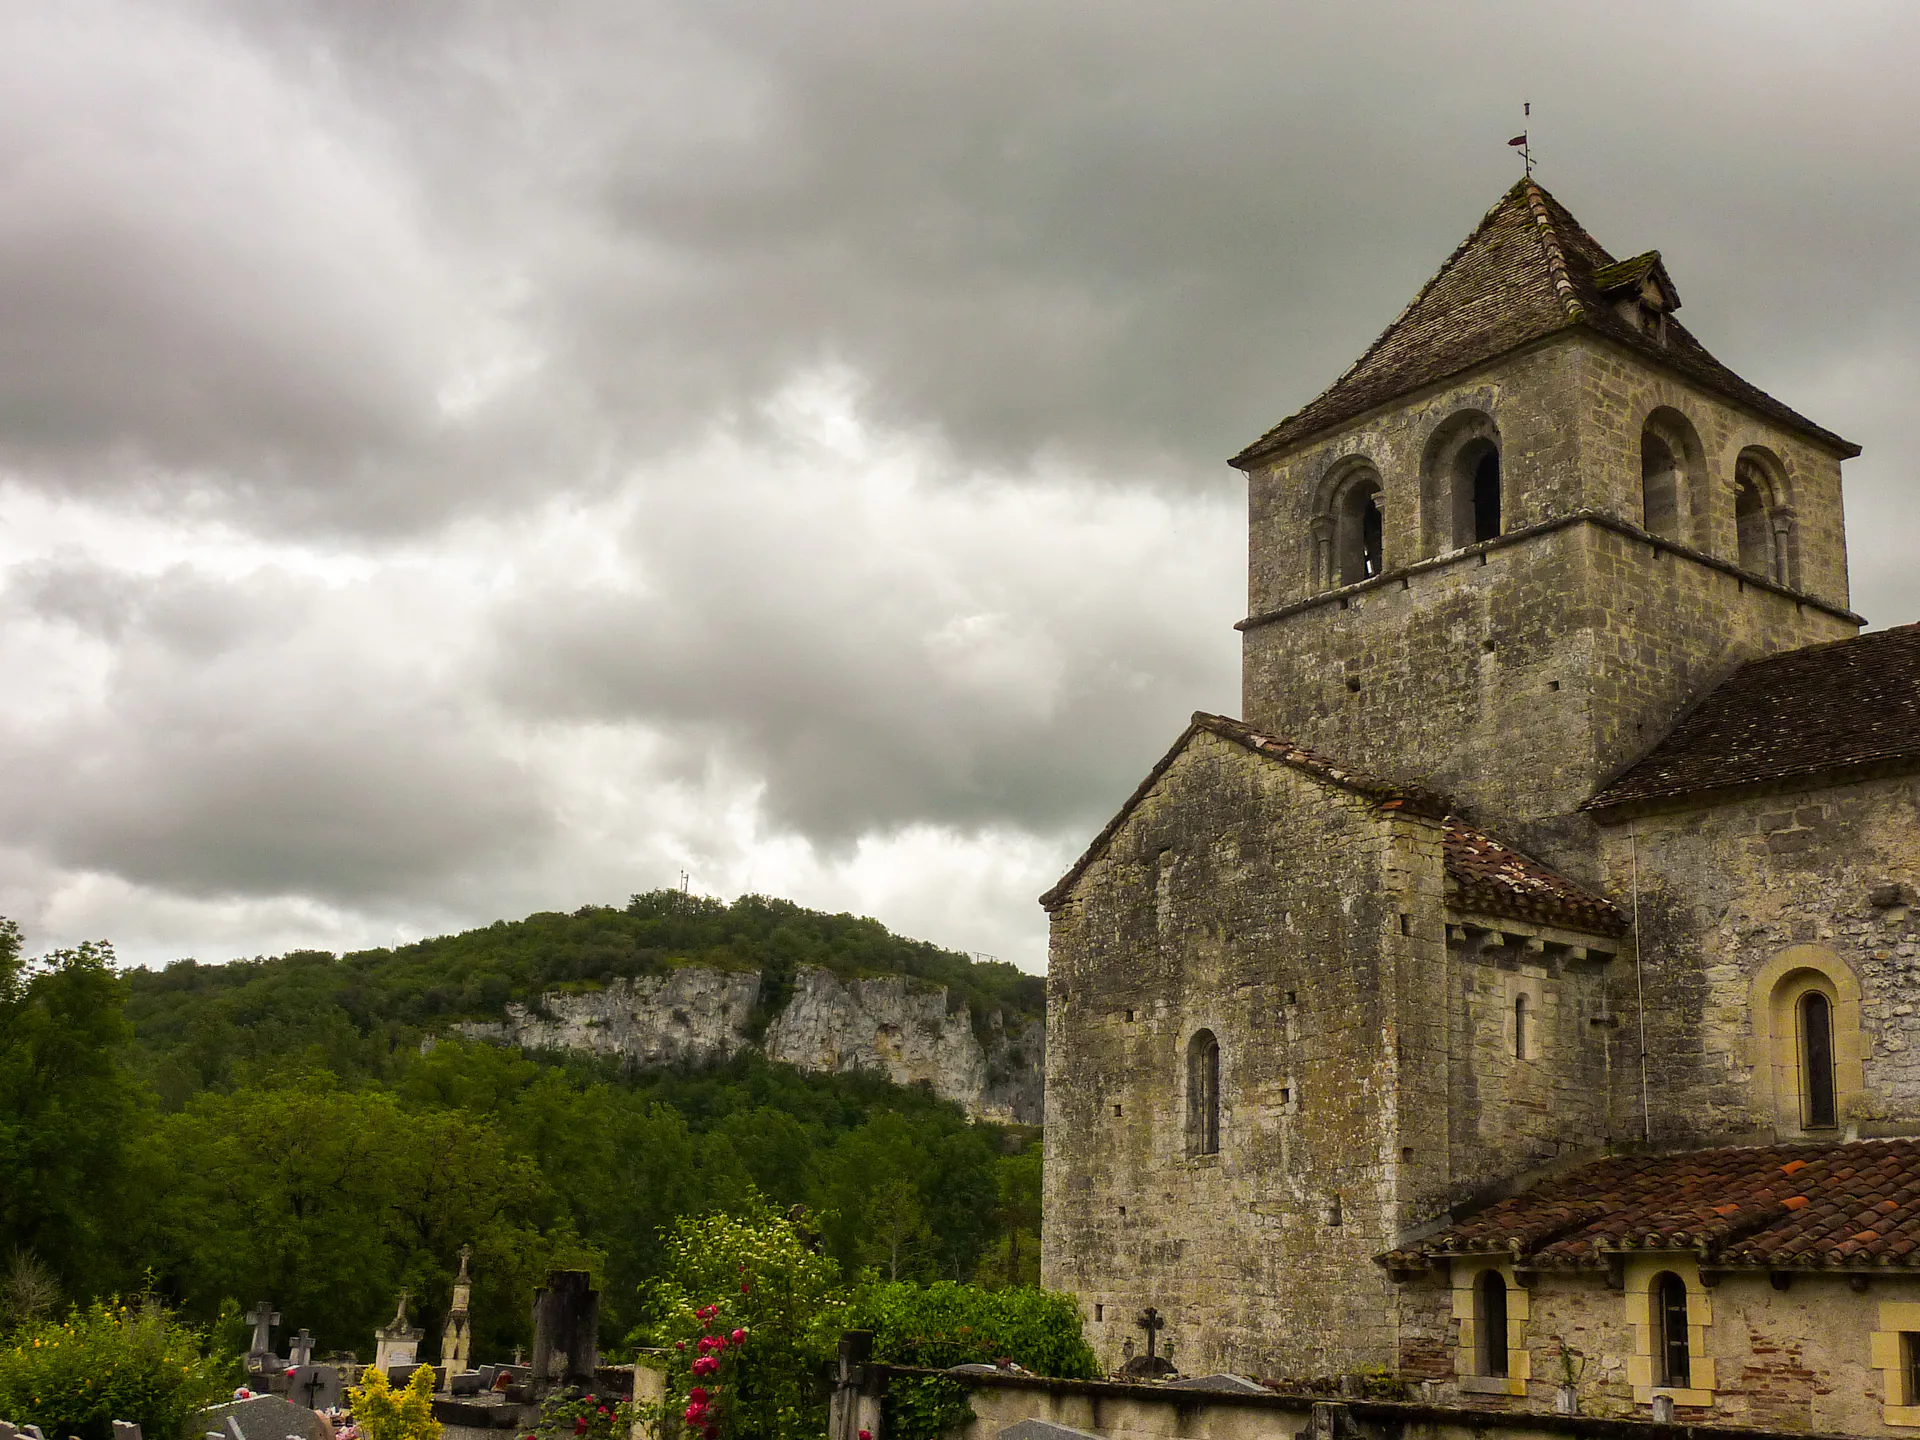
1508, 100, 1533, 176
678, 869, 690, 894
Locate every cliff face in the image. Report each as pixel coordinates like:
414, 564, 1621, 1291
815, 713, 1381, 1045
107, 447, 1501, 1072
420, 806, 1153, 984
454, 963, 1044, 1124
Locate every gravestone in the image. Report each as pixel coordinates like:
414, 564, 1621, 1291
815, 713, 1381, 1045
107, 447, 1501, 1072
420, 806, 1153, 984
530, 1271, 598, 1387
287, 1365, 341, 1412
111, 1423, 144, 1440
244, 1302, 281, 1371
288, 1331, 315, 1368
372, 1293, 423, 1373
197, 1395, 330, 1440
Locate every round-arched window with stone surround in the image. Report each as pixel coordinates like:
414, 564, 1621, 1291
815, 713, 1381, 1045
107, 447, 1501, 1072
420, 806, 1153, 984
1733, 446, 1795, 586
1420, 410, 1502, 555
1185, 1028, 1220, 1157
1639, 408, 1707, 546
1310, 458, 1386, 590
1748, 947, 1862, 1137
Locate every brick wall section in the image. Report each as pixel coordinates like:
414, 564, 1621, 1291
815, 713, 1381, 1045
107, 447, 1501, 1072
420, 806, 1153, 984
1399, 1269, 1906, 1434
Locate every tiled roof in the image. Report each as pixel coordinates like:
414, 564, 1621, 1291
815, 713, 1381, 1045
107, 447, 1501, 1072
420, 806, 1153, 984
1232, 180, 1858, 465
1584, 623, 1920, 813
1040, 715, 1623, 937
1381, 1138, 1920, 1273
1444, 818, 1629, 936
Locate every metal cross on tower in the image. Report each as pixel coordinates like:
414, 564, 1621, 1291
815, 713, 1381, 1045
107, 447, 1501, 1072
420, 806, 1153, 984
1134, 1306, 1166, 1363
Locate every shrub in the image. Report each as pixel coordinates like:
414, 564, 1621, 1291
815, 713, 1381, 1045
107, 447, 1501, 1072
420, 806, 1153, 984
347, 1362, 442, 1440
0, 1300, 227, 1440
643, 1206, 846, 1440
841, 1283, 1099, 1440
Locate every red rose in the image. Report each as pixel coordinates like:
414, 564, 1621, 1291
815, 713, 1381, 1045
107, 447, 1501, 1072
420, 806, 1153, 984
730, 1329, 745, 1344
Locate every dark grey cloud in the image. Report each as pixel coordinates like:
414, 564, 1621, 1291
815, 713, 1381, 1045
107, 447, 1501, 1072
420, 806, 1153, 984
0, 558, 552, 902
0, 0, 1915, 965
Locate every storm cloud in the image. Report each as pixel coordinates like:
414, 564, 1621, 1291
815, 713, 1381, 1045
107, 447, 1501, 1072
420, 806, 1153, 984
1, 0, 1915, 968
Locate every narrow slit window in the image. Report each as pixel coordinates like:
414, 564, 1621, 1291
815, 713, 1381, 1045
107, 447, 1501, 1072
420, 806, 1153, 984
1186, 1029, 1220, 1156
1514, 993, 1533, 1060
1903, 1332, 1920, 1405
1654, 1272, 1691, 1389
1799, 990, 1838, 1128
1475, 1269, 1509, 1377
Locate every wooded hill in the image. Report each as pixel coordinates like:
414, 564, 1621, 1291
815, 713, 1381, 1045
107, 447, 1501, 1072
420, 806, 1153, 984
0, 895, 1045, 1366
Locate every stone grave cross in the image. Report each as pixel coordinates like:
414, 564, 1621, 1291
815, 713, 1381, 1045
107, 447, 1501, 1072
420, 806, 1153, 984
1134, 1307, 1166, 1364
245, 1302, 280, 1359
289, 1330, 315, 1367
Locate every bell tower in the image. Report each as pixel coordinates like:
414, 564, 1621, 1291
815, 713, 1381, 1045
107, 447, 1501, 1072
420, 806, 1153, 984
1229, 179, 1861, 866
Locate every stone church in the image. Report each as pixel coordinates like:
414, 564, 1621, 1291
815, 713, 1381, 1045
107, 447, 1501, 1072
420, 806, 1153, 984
1039, 177, 1920, 1432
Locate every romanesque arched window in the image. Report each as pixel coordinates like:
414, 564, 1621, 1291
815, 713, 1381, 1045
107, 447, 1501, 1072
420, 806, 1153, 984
1641, 433, 1679, 539
1751, 948, 1861, 1137
1639, 409, 1706, 546
1186, 1029, 1220, 1156
1734, 447, 1794, 585
1798, 989, 1838, 1129
1653, 1271, 1691, 1388
1334, 472, 1384, 585
1475, 1269, 1509, 1376
1467, 442, 1501, 542
1420, 410, 1501, 554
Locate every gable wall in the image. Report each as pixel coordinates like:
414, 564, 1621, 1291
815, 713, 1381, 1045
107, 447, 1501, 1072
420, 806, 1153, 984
1596, 771, 1920, 1147
1041, 731, 1444, 1378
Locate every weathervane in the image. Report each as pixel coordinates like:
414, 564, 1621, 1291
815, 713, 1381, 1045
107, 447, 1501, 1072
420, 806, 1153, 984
1508, 100, 1532, 176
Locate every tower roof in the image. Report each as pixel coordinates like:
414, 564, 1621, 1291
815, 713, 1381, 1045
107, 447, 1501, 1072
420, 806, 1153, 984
1232, 179, 1859, 467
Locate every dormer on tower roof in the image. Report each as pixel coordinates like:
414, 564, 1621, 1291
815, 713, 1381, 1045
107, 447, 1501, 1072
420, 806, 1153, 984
1231, 179, 1858, 467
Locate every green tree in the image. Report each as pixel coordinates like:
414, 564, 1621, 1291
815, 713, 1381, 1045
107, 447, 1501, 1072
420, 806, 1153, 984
134, 1084, 590, 1357
0, 923, 144, 1296
980, 1147, 1041, 1288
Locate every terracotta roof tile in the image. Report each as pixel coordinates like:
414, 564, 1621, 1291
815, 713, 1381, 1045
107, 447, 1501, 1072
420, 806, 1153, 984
1443, 818, 1629, 936
1585, 622, 1920, 812
1233, 180, 1857, 466
1380, 1138, 1920, 1272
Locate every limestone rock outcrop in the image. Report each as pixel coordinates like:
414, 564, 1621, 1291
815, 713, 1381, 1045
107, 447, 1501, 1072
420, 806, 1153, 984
455, 963, 1043, 1124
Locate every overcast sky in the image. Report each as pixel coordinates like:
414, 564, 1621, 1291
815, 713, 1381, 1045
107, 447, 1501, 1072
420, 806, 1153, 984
1, 1, 1915, 972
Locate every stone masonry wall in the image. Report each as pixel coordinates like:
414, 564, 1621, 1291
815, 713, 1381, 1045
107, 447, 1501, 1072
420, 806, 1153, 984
455, 963, 1045, 1124
1596, 770, 1920, 1148
1240, 523, 1849, 884
1238, 333, 1856, 884
1042, 730, 1437, 1378
1442, 933, 1620, 1208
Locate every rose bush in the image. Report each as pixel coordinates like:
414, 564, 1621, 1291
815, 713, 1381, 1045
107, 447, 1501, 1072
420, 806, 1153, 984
643, 1207, 844, 1440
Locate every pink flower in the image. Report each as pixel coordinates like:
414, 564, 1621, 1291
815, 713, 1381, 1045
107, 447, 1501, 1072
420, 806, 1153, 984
574, 1417, 589, 1435
691, 1357, 718, 1377
675, 1341, 685, 1351
712, 1335, 727, 1352
860, 1430, 872, 1439
739, 1282, 750, 1294
730, 1329, 745, 1344
689, 1388, 709, 1404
